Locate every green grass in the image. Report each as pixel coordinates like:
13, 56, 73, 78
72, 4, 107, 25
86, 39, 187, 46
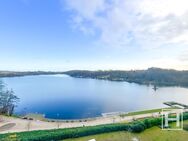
120, 108, 162, 117
65, 120, 188, 141
65, 127, 188, 141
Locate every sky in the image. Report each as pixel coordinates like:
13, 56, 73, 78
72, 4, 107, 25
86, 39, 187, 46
0, 0, 188, 71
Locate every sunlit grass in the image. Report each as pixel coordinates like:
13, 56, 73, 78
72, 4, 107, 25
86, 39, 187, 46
120, 108, 162, 117
65, 120, 188, 141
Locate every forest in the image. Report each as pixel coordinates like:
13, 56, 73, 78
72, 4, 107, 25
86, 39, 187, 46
64, 68, 188, 87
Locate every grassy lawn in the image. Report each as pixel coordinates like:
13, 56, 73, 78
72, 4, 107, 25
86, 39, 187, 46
65, 120, 188, 141
120, 108, 162, 117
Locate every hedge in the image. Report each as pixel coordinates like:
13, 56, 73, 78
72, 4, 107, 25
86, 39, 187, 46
0, 112, 188, 141
0, 123, 130, 141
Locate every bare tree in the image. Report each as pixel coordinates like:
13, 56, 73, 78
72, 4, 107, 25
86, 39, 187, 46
0, 81, 19, 116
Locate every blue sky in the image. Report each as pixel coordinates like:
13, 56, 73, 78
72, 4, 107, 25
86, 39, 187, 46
0, 0, 188, 71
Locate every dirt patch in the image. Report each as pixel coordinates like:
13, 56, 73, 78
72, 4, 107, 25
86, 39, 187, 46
0, 123, 16, 132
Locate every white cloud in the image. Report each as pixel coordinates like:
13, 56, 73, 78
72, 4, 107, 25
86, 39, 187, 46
179, 50, 188, 62
63, 0, 188, 48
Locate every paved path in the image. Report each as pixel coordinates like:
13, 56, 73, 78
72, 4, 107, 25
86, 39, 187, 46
0, 113, 160, 134
0, 123, 16, 132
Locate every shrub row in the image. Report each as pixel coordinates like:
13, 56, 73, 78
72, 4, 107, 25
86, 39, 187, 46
1, 112, 188, 141
0, 123, 130, 141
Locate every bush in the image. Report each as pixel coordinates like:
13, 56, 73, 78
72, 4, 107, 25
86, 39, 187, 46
130, 121, 146, 133
143, 118, 161, 128
0, 123, 131, 141
183, 112, 188, 120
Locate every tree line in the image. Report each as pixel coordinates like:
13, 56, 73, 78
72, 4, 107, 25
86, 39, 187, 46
64, 67, 188, 87
1, 67, 188, 87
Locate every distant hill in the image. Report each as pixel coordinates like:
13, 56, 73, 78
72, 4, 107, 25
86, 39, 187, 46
64, 68, 188, 87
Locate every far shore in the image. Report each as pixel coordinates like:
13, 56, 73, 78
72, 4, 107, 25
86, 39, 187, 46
0, 71, 64, 78
1, 67, 188, 88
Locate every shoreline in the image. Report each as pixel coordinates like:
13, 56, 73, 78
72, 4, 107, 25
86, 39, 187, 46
0, 108, 163, 134
2, 107, 186, 134
0, 112, 160, 134
19, 108, 164, 122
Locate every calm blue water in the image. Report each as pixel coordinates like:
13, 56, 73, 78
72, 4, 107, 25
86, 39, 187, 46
2, 74, 188, 119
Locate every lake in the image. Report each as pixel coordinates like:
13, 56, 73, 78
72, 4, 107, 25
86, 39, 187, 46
2, 74, 188, 119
